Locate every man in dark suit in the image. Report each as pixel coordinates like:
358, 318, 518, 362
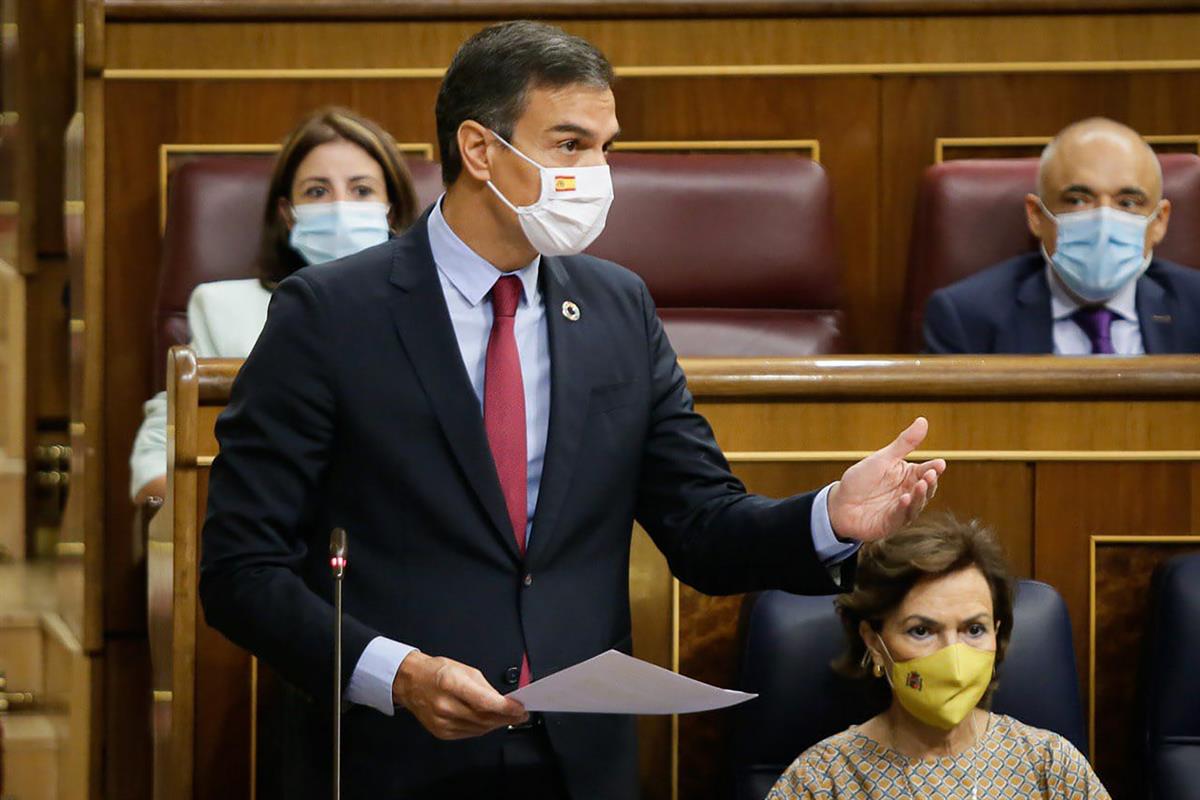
924, 117, 1200, 354
200, 21, 945, 800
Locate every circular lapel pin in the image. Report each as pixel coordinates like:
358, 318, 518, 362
562, 300, 581, 322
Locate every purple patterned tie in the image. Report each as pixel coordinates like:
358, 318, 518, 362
1072, 307, 1116, 354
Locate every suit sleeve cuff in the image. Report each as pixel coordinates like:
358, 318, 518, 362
345, 636, 417, 716
810, 483, 861, 567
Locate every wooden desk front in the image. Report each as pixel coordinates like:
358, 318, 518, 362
150, 352, 1200, 800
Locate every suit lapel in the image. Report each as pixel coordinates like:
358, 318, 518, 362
387, 218, 520, 561
526, 257, 594, 563
1136, 268, 1176, 354
1008, 267, 1055, 354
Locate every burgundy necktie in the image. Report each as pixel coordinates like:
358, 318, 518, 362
1072, 307, 1117, 354
484, 275, 532, 686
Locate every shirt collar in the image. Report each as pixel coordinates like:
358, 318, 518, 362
1043, 254, 1140, 322
427, 195, 540, 308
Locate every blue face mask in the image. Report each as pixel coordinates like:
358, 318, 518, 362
1040, 199, 1159, 303
288, 201, 391, 265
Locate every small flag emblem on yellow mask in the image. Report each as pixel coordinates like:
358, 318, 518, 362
555, 176, 577, 192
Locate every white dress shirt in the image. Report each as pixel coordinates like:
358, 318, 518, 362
345, 200, 857, 715
1046, 262, 1144, 355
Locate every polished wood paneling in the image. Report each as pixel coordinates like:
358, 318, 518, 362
96, 1, 1200, 22
1092, 538, 1200, 799
102, 14, 1200, 71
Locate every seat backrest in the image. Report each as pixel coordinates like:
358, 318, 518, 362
731, 579, 1086, 800
587, 152, 845, 356
900, 153, 1200, 351
153, 154, 443, 385
1142, 553, 1200, 800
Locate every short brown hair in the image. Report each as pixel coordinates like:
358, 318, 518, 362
834, 514, 1015, 704
257, 107, 421, 286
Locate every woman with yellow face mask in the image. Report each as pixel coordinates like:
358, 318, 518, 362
768, 516, 1110, 800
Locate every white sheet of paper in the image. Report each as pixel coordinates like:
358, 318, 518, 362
506, 650, 757, 714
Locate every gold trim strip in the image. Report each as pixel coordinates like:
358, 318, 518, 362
1088, 534, 1200, 759
158, 142, 435, 233
613, 139, 820, 162
64, 200, 85, 215
153, 690, 173, 703
0, 201, 20, 214
69, 422, 86, 437
55, 541, 86, 558
103, 60, 1200, 81
69, 318, 85, 334
724, 450, 1200, 462
936, 134, 1200, 163
189, 450, 1200, 467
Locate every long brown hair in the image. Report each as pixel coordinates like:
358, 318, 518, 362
834, 514, 1016, 705
258, 107, 420, 286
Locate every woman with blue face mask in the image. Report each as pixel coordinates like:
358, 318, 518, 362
769, 516, 1110, 800
129, 107, 420, 503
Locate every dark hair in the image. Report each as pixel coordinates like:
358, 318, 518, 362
435, 20, 615, 185
834, 514, 1016, 705
257, 106, 420, 286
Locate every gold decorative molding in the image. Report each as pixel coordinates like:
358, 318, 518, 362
935, 133, 1200, 163
158, 142, 436, 233
102, 59, 1200, 81
725, 450, 1200, 463
64, 200, 85, 216
69, 318, 85, 334
55, 541, 86, 558
1087, 534, 1200, 759
153, 690, 173, 703
614, 139, 820, 162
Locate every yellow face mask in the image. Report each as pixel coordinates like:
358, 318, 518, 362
877, 640, 995, 730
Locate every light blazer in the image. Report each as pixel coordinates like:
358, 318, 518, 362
199, 214, 847, 799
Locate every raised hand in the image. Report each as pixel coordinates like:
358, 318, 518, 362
827, 417, 946, 543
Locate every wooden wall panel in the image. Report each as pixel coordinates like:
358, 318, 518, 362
1092, 538, 1200, 800
1034, 463, 1200, 794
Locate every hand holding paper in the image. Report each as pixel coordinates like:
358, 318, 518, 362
507, 650, 756, 714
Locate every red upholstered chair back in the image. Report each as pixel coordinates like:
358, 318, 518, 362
153, 155, 443, 385
587, 152, 845, 356
901, 153, 1200, 351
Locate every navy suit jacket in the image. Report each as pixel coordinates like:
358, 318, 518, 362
199, 212, 845, 799
923, 251, 1200, 354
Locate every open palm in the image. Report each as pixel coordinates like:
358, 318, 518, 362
828, 417, 946, 543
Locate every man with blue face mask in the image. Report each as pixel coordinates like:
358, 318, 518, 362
924, 117, 1200, 354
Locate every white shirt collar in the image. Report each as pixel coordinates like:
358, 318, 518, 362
427, 194, 540, 308
1043, 254, 1140, 322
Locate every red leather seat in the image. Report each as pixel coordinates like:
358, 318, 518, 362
901, 153, 1200, 351
588, 152, 845, 356
153, 155, 443, 385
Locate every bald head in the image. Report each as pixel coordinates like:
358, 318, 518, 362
1038, 117, 1163, 202
1026, 117, 1171, 265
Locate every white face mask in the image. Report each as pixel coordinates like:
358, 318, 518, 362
485, 131, 614, 256
288, 201, 391, 265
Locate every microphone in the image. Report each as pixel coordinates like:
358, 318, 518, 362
329, 527, 348, 800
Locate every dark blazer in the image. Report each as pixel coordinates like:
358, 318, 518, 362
199, 212, 845, 799
922, 251, 1200, 354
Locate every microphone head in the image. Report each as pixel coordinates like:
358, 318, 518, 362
329, 527, 348, 575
